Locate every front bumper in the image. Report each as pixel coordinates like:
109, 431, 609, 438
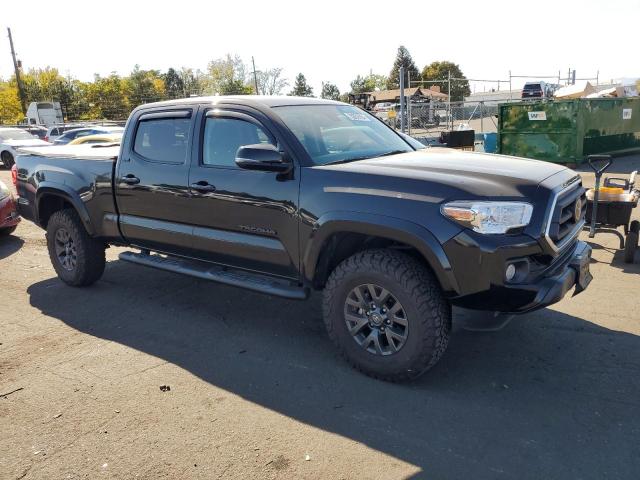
445, 233, 592, 314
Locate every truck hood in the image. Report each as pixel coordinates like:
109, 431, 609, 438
319, 148, 569, 197
3, 138, 51, 148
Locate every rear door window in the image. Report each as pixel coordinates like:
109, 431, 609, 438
133, 117, 192, 164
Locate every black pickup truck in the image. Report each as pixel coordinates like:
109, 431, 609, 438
15, 96, 592, 381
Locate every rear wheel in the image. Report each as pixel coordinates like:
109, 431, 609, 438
1, 151, 14, 169
323, 249, 451, 382
46, 209, 106, 286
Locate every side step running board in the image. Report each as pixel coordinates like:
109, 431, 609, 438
119, 251, 309, 300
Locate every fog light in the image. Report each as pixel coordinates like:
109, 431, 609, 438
505, 264, 516, 281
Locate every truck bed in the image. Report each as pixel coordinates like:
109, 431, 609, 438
17, 144, 120, 160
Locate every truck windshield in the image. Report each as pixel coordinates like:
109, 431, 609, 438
274, 105, 413, 166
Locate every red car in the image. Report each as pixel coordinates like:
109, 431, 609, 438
0, 170, 20, 236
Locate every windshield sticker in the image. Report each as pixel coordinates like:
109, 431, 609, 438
343, 111, 371, 122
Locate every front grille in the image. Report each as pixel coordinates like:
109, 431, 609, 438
547, 183, 586, 249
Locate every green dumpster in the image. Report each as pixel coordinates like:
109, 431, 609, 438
497, 97, 640, 164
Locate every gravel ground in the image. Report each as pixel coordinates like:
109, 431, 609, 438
1, 156, 639, 480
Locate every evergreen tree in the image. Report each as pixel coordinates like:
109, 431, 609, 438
289, 73, 314, 97
320, 82, 340, 100
387, 46, 420, 90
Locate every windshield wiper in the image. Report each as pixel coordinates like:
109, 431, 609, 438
324, 150, 410, 166
371, 149, 410, 158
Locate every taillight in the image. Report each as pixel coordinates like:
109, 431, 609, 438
44, 135, 49, 142
11, 164, 17, 187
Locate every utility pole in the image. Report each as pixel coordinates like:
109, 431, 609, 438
251, 56, 259, 95
7, 28, 27, 116
399, 66, 406, 133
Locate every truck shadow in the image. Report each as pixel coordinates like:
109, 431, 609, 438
27, 260, 640, 480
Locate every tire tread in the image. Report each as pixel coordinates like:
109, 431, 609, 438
322, 249, 451, 382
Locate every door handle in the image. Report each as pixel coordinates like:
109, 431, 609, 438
120, 175, 140, 185
190, 181, 216, 193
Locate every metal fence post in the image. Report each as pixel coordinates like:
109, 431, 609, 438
399, 66, 406, 133
447, 71, 451, 130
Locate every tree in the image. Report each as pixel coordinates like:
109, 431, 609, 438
387, 46, 420, 90
163, 68, 185, 99
289, 73, 313, 97
0, 81, 23, 124
180, 68, 205, 97
320, 82, 340, 100
350, 75, 367, 94
205, 54, 253, 95
350, 73, 388, 93
83, 73, 130, 120
127, 65, 165, 108
256, 67, 288, 95
421, 61, 470, 101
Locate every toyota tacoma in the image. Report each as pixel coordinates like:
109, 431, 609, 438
14, 96, 592, 381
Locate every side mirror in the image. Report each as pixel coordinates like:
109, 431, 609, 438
235, 144, 291, 173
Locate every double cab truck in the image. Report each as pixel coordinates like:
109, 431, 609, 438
15, 96, 592, 381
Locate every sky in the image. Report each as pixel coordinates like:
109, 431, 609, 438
2, 0, 638, 96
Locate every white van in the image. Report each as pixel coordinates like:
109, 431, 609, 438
26, 102, 64, 127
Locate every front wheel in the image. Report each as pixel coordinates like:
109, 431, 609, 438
322, 249, 451, 382
46, 209, 106, 286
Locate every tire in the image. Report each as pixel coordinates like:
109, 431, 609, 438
0, 225, 17, 236
322, 249, 451, 382
46, 209, 106, 286
1, 151, 14, 169
624, 231, 638, 264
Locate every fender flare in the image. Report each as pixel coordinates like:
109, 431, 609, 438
302, 211, 460, 295
35, 183, 95, 235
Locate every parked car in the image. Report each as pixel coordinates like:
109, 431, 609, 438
0, 127, 50, 169
45, 124, 86, 143
0, 179, 20, 236
19, 125, 48, 140
53, 126, 125, 145
15, 96, 592, 381
521, 81, 560, 99
68, 133, 123, 145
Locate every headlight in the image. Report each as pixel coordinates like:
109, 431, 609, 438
441, 201, 533, 234
0, 180, 9, 201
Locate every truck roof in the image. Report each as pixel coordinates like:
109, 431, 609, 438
133, 95, 343, 112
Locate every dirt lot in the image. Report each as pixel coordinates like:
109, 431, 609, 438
1, 156, 639, 480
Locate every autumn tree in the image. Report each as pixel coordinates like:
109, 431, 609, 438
387, 46, 420, 89
127, 65, 166, 108
83, 73, 130, 120
421, 61, 470, 101
289, 73, 313, 97
0, 80, 23, 124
